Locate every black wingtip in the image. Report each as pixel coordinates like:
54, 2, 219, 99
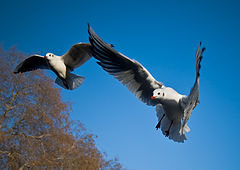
13, 65, 21, 74
88, 23, 92, 34
96, 61, 104, 68
199, 41, 202, 46
202, 47, 206, 52
199, 64, 201, 70
197, 72, 200, 77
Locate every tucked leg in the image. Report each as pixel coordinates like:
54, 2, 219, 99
165, 120, 173, 137
155, 114, 165, 130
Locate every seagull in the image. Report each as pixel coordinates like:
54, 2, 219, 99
14, 43, 92, 90
88, 24, 205, 143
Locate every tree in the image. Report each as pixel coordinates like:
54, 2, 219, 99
0, 46, 123, 170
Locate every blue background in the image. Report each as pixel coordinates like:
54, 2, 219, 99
0, 0, 239, 169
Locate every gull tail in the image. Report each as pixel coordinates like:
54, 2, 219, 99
156, 105, 188, 143
55, 73, 85, 90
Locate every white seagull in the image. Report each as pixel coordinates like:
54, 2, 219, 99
14, 43, 92, 90
88, 25, 205, 143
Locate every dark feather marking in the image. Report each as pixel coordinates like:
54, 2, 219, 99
14, 55, 49, 74
88, 24, 162, 105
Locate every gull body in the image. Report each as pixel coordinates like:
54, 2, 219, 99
152, 87, 185, 120
88, 24, 205, 142
14, 43, 92, 90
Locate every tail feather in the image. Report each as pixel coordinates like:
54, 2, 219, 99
55, 73, 85, 90
156, 104, 188, 143
161, 117, 187, 143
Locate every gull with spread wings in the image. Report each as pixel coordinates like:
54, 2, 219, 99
88, 24, 205, 143
14, 43, 92, 90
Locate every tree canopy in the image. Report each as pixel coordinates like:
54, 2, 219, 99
0, 47, 123, 170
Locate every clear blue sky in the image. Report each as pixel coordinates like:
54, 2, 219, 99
1, 0, 239, 169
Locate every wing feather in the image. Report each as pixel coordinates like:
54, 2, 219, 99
62, 43, 92, 70
14, 55, 49, 74
88, 24, 163, 105
180, 42, 205, 134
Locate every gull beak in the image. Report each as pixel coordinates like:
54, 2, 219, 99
151, 96, 156, 100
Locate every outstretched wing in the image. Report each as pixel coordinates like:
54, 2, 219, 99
180, 42, 205, 134
62, 43, 92, 71
88, 24, 163, 106
14, 55, 49, 74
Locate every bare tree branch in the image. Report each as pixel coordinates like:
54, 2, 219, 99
0, 46, 124, 170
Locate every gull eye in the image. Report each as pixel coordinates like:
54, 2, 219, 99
158, 92, 160, 95
163, 93, 165, 96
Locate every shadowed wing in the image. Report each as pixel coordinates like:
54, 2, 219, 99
88, 25, 163, 106
14, 55, 49, 74
180, 42, 205, 134
62, 43, 92, 71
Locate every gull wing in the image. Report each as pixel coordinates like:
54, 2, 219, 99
180, 42, 205, 134
62, 43, 92, 71
14, 55, 49, 74
88, 24, 163, 106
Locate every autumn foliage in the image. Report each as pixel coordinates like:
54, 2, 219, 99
0, 47, 123, 170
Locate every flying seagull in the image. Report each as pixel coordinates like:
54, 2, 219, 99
88, 24, 205, 143
14, 43, 92, 90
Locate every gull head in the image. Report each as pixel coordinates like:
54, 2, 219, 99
44, 53, 56, 59
151, 88, 165, 100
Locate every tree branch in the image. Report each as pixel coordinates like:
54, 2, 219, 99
12, 132, 52, 140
